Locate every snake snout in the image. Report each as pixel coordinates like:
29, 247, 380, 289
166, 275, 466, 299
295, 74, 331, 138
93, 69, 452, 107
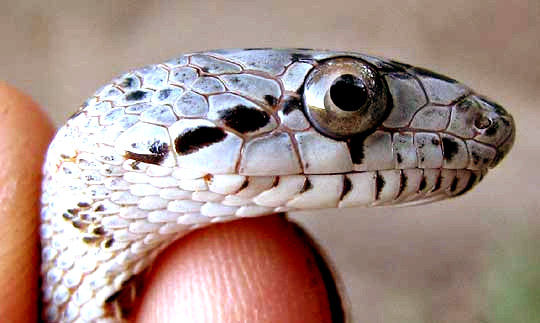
473, 96, 516, 168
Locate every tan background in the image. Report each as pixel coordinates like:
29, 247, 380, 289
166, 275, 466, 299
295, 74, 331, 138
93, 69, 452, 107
3, 0, 539, 321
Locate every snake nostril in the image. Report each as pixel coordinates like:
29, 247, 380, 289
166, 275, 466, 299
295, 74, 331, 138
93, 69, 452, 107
474, 115, 492, 130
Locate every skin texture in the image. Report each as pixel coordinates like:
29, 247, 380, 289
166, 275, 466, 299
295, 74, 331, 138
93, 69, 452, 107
0, 82, 334, 322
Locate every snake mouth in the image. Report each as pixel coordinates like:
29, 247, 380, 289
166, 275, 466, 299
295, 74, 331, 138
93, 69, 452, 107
337, 168, 484, 208
256, 167, 485, 211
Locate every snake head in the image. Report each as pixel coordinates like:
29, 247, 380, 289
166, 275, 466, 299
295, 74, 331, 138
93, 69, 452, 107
40, 49, 517, 322
46, 49, 517, 211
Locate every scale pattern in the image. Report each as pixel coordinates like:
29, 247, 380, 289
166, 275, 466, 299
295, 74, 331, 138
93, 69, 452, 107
40, 49, 515, 322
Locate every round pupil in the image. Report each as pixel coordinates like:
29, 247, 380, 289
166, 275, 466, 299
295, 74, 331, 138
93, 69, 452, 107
329, 74, 368, 112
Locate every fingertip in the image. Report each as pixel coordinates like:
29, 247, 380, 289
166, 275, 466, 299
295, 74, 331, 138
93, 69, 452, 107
0, 82, 54, 322
134, 215, 337, 323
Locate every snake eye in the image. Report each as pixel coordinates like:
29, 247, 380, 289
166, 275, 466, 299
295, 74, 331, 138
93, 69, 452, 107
303, 57, 390, 139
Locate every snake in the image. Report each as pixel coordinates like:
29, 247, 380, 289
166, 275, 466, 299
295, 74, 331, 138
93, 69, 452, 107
40, 48, 515, 322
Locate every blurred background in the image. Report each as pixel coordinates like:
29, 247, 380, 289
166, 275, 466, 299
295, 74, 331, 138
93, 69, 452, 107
2, 0, 539, 321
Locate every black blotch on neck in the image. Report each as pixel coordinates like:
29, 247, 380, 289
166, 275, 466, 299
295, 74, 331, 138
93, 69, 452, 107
282, 97, 303, 115
175, 126, 227, 155
218, 105, 270, 133
125, 142, 169, 165
375, 172, 385, 200
300, 177, 313, 193
125, 90, 149, 101
442, 137, 459, 162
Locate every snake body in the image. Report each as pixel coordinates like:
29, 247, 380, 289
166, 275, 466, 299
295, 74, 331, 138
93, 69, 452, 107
40, 49, 515, 322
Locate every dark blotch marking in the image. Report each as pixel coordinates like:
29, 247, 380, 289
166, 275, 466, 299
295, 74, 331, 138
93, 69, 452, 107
130, 161, 141, 170
329, 74, 368, 112
93, 226, 106, 235
200, 66, 210, 73
442, 137, 459, 162
158, 89, 172, 100
272, 176, 280, 187
396, 170, 407, 199
237, 179, 249, 192
62, 213, 74, 220
125, 90, 148, 101
227, 76, 241, 84
77, 202, 90, 208
218, 105, 270, 133
175, 126, 227, 155
120, 77, 135, 88
412, 67, 458, 83
291, 53, 313, 62
375, 172, 385, 200
72, 221, 86, 229
419, 176, 427, 191
82, 236, 99, 244
264, 95, 278, 106
104, 238, 114, 248
282, 96, 303, 115
432, 137, 440, 146
449, 177, 459, 192
67, 208, 79, 215
348, 135, 368, 165
125, 142, 169, 165
300, 177, 313, 193
94, 205, 105, 212
456, 173, 478, 196
340, 176, 352, 200
396, 153, 403, 164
